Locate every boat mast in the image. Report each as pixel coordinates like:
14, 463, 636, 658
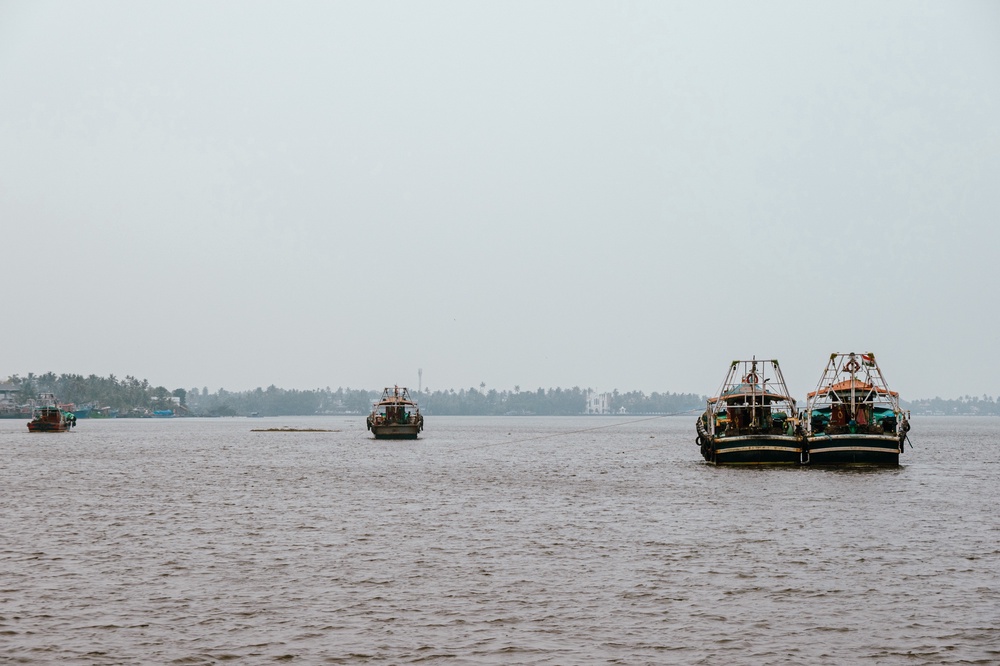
848, 353, 858, 418
712, 361, 738, 419
771, 359, 793, 410
866, 352, 902, 413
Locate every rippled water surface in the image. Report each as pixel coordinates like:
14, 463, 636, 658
2, 415, 998, 664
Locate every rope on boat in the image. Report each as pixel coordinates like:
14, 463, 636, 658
443, 409, 701, 453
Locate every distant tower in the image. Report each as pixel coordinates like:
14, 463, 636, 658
418, 368, 423, 393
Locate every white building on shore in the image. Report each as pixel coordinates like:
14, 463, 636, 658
586, 391, 611, 414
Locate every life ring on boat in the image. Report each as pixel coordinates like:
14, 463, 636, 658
745, 372, 759, 384
844, 359, 861, 373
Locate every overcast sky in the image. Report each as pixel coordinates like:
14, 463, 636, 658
2, 1, 998, 400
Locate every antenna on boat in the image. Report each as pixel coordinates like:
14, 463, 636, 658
418, 368, 423, 393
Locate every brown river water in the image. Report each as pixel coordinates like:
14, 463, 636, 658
1, 415, 998, 664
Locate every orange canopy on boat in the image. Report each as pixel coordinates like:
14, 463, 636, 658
807, 378, 898, 399
709, 382, 794, 404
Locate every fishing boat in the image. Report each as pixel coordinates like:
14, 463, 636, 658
27, 405, 76, 432
366, 386, 424, 439
696, 358, 802, 464
803, 352, 910, 465
71, 404, 93, 419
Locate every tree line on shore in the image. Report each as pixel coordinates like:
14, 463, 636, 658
191, 385, 704, 417
3, 372, 704, 416
3, 372, 995, 417
905, 395, 1000, 416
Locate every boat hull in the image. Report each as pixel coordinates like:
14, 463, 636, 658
27, 421, 70, 432
370, 424, 421, 440
804, 435, 900, 465
702, 434, 802, 465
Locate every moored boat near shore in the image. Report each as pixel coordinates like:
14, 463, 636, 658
367, 386, 424, 439
71, 405, 92, 419
803, 352, 910, 465
696, 359, 802, 465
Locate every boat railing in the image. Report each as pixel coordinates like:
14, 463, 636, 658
808, 409, 901, 435
719, 414, 797, 437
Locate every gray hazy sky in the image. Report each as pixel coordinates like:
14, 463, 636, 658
2, 1, 998, 400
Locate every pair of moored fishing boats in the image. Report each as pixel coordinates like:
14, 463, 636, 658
697, 353, 910, 465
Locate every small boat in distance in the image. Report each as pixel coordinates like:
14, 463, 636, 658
28, 405, 76, 432
696, 358, 802, 464
367, 386, 424, 439
803, 352, 910, 465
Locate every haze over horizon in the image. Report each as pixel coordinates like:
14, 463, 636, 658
2, 1, 998, 401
